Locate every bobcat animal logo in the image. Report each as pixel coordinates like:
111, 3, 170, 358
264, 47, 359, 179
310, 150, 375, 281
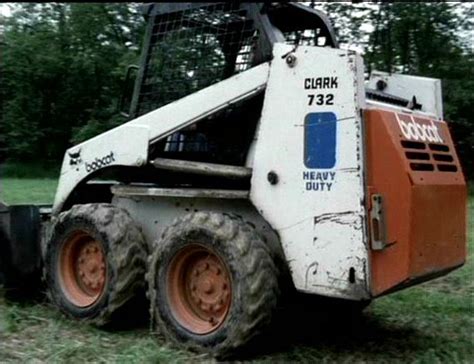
68, 149, 82, 166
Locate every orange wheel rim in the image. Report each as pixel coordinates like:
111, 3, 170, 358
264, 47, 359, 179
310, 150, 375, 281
167, 244, 232, 334
58, 231, 107, 307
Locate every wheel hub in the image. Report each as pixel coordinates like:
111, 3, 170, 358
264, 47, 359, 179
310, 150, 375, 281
59, 231, 107, 307
76, 241, 106, 293
167, 245, 232, 334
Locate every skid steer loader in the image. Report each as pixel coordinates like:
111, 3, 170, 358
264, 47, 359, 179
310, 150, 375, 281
0, 2, 468, 358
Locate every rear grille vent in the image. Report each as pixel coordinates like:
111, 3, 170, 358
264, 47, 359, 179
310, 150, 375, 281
405, 152, 430, 161
401, 140, 425, 150
401, 141, 457, 173
410, 163, 435, 171
432, 154, 454, 162
437, 164, 458, 172
429, 144, 449, 152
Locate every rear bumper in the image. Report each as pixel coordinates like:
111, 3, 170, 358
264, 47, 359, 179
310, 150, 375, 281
377, 262, 464, 297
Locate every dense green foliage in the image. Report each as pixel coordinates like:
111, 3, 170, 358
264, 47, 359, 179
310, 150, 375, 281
0, 4, 144, 162
0, 3, 472, 176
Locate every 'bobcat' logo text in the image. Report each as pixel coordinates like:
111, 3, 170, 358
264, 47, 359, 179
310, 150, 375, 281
85, 152, 116, 173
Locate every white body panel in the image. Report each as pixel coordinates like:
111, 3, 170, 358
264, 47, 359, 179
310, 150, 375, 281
367, 70, 443, 120
112, 196, 282, 258
249, 44, 370, 299
53, 43, 372, 299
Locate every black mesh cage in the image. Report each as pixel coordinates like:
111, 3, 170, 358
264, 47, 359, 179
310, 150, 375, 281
129, 2, 338, 119
134, 3, 259, 117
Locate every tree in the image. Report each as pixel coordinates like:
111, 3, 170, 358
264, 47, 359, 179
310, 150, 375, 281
0, 3, 145, 162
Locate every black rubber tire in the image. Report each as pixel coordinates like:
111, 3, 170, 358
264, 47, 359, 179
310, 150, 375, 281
147, 211, 279, 359
44, 203, 147, 326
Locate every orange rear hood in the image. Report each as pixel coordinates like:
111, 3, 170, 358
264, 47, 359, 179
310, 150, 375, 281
364, 109, 467, 297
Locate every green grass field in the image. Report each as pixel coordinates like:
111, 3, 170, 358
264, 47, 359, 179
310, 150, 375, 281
0, 178, 472, 363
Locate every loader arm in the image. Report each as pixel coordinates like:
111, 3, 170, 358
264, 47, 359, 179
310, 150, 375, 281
53, 63, 270, 214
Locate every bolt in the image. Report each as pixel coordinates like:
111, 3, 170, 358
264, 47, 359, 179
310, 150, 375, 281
201, 303, 209, 311
267, 171, 279, 185
214, 304, 222, 312
204, 284, 213, 294
286, 54, 297, 68
376, 79, 387, 91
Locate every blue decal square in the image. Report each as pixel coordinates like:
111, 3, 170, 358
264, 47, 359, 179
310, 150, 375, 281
304, 112, 337, 169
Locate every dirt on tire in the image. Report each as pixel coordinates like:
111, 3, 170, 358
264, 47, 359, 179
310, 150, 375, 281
147, 211, 280, 359
44, 203, 148, 326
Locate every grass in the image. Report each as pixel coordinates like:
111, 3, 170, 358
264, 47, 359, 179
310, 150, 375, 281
0, 178, 58, 205
0, 178, 472, 363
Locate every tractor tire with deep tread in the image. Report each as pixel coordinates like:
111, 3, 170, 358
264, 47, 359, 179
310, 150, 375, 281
44, 203, 147, 326
148, 211, 279, 359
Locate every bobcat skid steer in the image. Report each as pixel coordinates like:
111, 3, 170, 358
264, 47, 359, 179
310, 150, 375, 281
0, 2, 467, 358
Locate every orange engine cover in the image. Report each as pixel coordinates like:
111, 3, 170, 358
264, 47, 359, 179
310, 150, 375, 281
364, 109, 467, 297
